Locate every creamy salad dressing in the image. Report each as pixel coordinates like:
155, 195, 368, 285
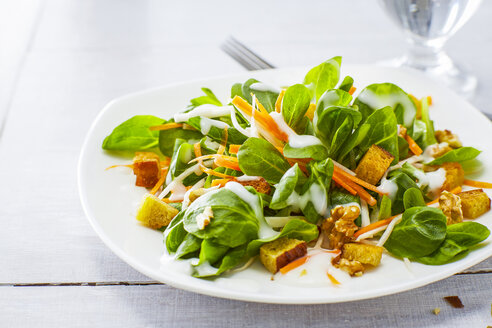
249, 82, 281, 93
224, 181, 279, 239
174, 104, 233, 123
356, 89, 415, 126
269, 111, 323, 148
199, 117, 229, 135
229, 106, 251, 138
285, 182, 328, 217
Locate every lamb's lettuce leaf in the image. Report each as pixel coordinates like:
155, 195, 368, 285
426, 147, 481, 165
102, 115, 165, 151
304, 56, 342, 101
282, 84, 312, 128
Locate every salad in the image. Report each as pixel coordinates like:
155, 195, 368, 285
102, 57, 492, 281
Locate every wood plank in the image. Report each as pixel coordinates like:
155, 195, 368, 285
1, 273, 491, 327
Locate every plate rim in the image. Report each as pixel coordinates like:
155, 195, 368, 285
78, 64, 492, 304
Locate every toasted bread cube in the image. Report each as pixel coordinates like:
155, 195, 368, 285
441, 162, 464, 192
341, 243, 383, 267
355, 145, 394, 185
188, 188, 208, 203
237, 177, 271, 194
136, 194, 179, 229
458, 189, 491, 219
435, 130, 462, 149
260, 238, 307, 274
133, 152, 161, 188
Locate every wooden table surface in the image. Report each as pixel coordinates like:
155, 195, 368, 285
1, 1, 492, 327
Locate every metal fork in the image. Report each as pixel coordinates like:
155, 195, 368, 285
221, 36, 276, 71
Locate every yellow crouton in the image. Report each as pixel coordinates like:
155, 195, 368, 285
133, 152, 161, 188
355, 145, 394, 185
435, 130, 462, 149
237, 177, 271, 194
136, 194, 179, 229
441, 162, 464, 192
260, 238, 307, 274
188, 188, 208, 203
458, 189, 491, 219
341, 243, 383, 267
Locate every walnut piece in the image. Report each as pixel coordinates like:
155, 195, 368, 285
337, 258, 364, 276
439, 191, 463, 225
321, 205, 360, 250
435, 130, 462, 149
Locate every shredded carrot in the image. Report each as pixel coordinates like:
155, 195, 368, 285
404, 134, 423, 156
211, 178, 234, 187
214, 156, 241, 171
346, 177, 377, 206
254, 96, 269, 115
348, 86, 356, 95
193, 142, 202, 158
427, 96, 433, 106
305, 103, 316, 121
199, 163, 236, 179
332, 173, 357, 195
229, 144, 241, 154
279, 256, 308, 274
105, 164, 133, 170
409, 94, 422, 119
275, 89, 286, 113
150, 167, 168, 195
216, 126, 228, 155
231, 96, 289, 143
427, 186, 462, 205
327, 272, 341, 285
149, 122, 183, 131
463, 179, 492, 189
333, 166, 387, 196
354, 215, 399, 238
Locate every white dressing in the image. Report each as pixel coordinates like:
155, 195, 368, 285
199, 117, 229, 135
174, 104, 233, 123
269, 111, 323, 148
224, 181, 279, 239
377, 177, 399, 199
249, 82, 281, 93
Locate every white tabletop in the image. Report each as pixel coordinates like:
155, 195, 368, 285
1, 1, 492, 327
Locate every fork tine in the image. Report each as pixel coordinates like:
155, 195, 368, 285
220, 42, 264, 71
226, 36, 276, 69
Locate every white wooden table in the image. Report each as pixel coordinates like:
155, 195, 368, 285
1, 1, 492, 327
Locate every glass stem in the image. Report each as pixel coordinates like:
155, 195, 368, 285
404, 37, 452, 72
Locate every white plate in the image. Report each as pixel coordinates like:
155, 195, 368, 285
78, 65, 492, 304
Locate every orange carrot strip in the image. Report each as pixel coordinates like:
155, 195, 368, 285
345, 177, 377, 206
404, 134, 423, 156
275, 89, 286, 113
332, 173, 357, 195
279, 256, 308, 274
348, 86, 356, 95
193, 142, 202, 158
427, 186, 462, 205
149, 123, 183, 131
229, 144, 241, 154
333, 166, 387, 196
409, 94, 422, 119
327, 272, 341, 285
232, 96, 289, 142
105, 164, 133, 170
463, 179, 492, 189
199, 164, 236, 179
254, 97, 269, 115
427, 96, 433, 106
354, 215, 399, 238
305, 103, 316, 121
161, 198, 183, 203
214, 157, 241, 171
150, 167, 168, 195
211, 178, 234, 187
